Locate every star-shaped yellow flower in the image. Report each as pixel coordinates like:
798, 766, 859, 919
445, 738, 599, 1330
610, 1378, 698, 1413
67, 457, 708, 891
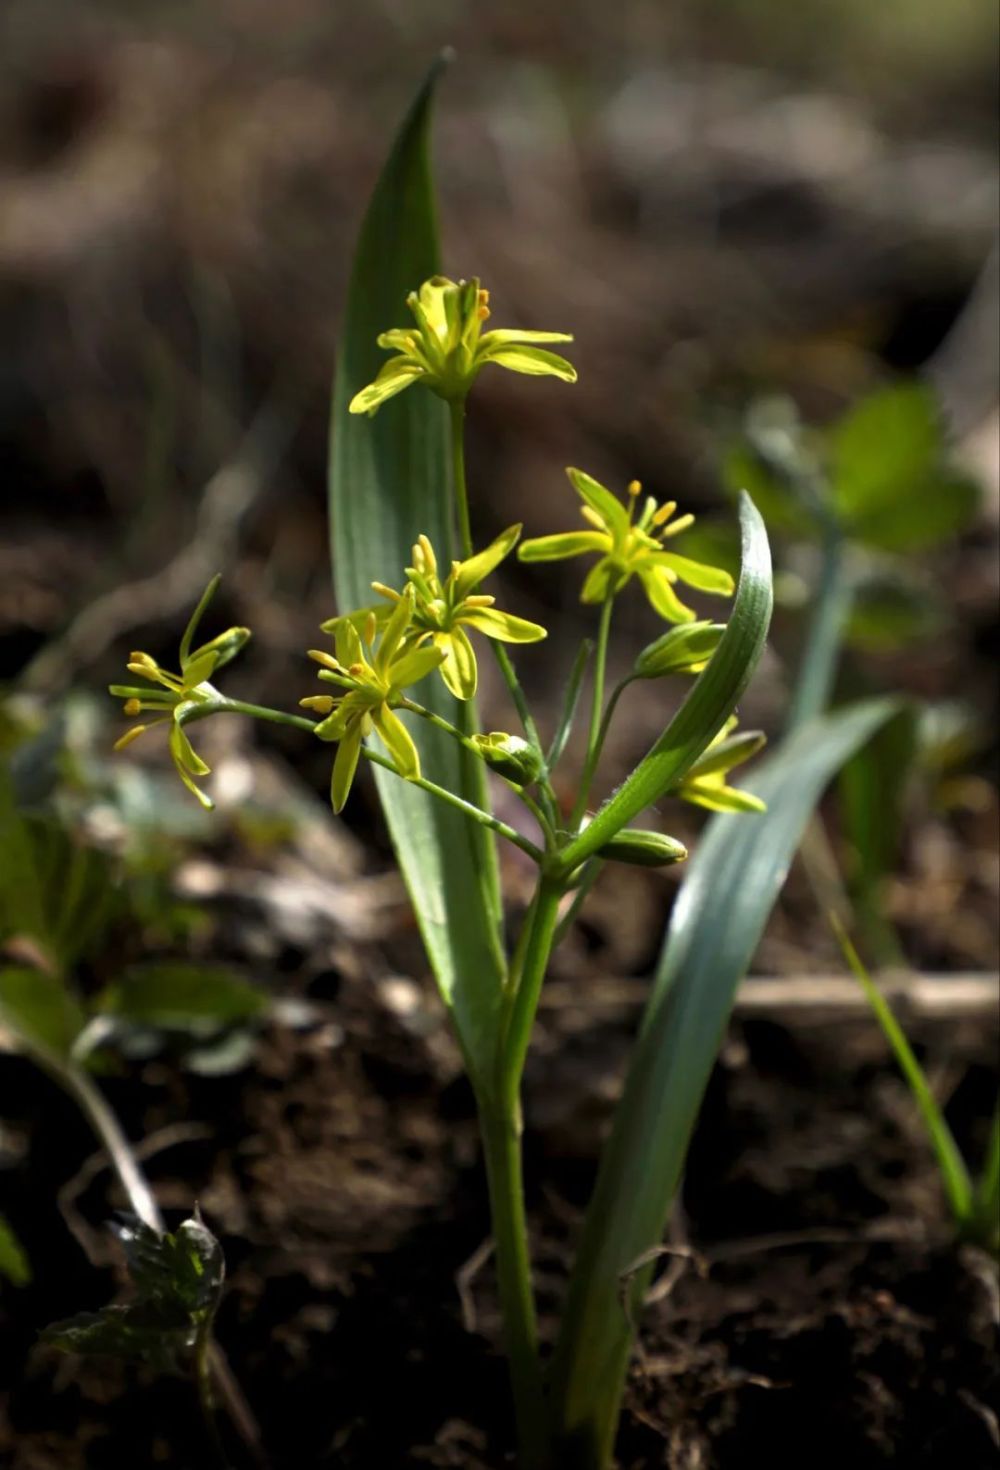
304, 587, 444, 812
325, 526, 547, 702
109, 576, 250, 810
518, 469, 734, 622
348, 276, 576, 415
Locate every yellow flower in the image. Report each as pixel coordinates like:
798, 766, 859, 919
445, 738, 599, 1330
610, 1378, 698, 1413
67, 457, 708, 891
109, 577, 250, 810
326, 526, 547, 702
304, 587, 444, 812
518, 469, 735, 622
348, 276, 576, 415
672, 719, 767, 814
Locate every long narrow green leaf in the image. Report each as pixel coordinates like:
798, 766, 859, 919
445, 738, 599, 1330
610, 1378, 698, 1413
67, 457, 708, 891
832, 916, 974, 1227
558, 493, 773, 872
329, 59, 506, 1075
549, 696, 898, 1468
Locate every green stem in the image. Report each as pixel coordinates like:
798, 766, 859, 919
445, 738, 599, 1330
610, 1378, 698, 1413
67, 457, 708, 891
551, 859, 602, 949
569, 597, 614, 831
194, 1310, 231, 1469
479, 1101, 549, 1470
448, 399, 556, 825
449, 397, 475, 560
500, 880, 564, 1109
398, 696, 477, 752
786, 522, 851, 732
206, 699, 544, 862
481, 878, 566, 1470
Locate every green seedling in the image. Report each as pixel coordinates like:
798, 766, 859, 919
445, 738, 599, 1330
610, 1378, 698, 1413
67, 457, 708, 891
834, 917, 998, 1255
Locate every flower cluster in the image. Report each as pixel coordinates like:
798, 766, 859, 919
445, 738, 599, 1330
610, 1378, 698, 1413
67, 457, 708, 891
109, 577, 249, 810
305, 525, 546, 805
112, 277, 757, 823
519, 469, 733, 622
348, 276, 576, 415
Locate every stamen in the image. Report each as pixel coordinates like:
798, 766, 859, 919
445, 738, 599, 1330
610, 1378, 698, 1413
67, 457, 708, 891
417, 534, 437, 575
463, 595, 496, 608
371, 581, 401, 602
123, 698, 141, 717
300, 696, 335, 714
364, 612, 378, 646
308, 649, 341, 670
114, 725, 148, 751
652, 501, 676, 527
660, 513, 695, 538
627, 479, 642, 497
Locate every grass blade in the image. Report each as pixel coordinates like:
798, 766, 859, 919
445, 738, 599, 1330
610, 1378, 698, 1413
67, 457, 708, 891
548, 696, 898, 1467
547, 639, 593, 771
832, 915, 975, 1228
329, 59, 506, 1075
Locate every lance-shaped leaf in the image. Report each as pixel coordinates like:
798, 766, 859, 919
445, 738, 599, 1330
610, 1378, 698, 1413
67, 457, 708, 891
328, 59, 506, 1077
548, 697, 898, 1468
558, 493, 773, 873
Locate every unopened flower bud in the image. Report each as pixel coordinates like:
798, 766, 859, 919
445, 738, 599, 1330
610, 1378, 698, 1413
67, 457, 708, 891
634, 622, 725, 679
596, 829, 688, 868
470, 732, 543, 786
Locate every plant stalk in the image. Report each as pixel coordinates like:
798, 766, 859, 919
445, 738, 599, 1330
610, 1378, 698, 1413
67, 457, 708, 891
207, 699, 544, 862
448, 399, 556, 824
570, 597, 614, 831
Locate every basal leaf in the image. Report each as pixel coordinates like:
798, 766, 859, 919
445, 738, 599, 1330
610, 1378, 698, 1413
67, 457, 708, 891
549, 697, 898, 1467
98, 963, 266, 1033
830, 382, 978, 552
0, 966, 85, 1058
329, 59, 506, 1075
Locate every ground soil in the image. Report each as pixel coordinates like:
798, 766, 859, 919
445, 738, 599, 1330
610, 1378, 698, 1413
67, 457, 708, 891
1, 887, 996, 1470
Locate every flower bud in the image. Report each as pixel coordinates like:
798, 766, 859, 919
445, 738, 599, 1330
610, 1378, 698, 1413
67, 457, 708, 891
470, 732, 542, 786
596, 829, 688, 868
634, 622, 725, 679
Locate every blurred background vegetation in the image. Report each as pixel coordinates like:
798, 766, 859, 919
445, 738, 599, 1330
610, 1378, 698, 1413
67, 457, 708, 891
1, 0, 997, 975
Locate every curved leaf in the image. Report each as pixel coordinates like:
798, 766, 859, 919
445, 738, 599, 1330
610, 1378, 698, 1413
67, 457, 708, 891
558, 493, 773, 872
328, 59, 506, 1076
549, 696, 899, 1466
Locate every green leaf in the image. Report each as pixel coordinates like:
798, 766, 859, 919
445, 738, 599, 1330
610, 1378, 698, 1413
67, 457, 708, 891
845, 571, 947, 652
0, 966, 85, 1057
548, 697, 898, 1467
97, 963, 266, 1033
558, 493, 773, 872
723, 444, 821, 538
838, 704, 919, 962
830, 383, 978, 552
832, 919, 974, 1232
328, 58, 506, 1077
0, 762, 47, 951
114, 1213, 224, 1317
44, 1213, 224, 1370
0, 1212, 31, 1287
